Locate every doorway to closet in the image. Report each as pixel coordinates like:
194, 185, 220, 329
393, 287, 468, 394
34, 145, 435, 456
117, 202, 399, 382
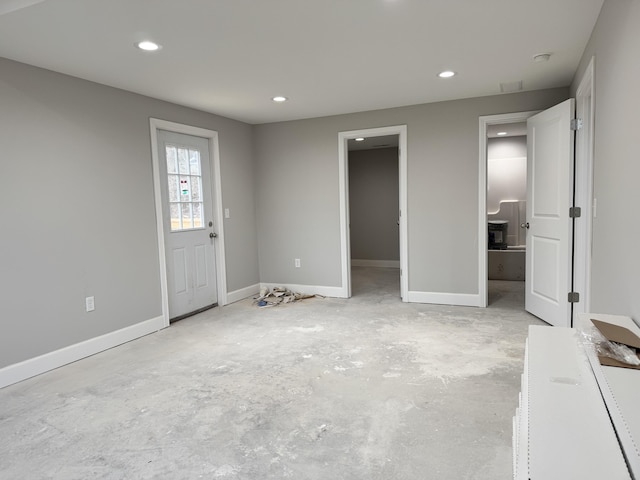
348, 135, 401, 298
338, 125, 408, 301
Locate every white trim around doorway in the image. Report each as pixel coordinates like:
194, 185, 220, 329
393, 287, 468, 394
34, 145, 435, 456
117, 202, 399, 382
149, 118, 228, 327
478, 84, 595, 316
338, 125, 408, 300
573, 56, 595, 319
478, 111, 539, 308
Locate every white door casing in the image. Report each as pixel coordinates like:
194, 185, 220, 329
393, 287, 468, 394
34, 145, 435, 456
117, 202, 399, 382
157, 130, 217, 319
478, 111, 540, 308
573, 57, 595, 320
150, 119, 227, 326
338, 125, 408, 300
525, 99, 575, 327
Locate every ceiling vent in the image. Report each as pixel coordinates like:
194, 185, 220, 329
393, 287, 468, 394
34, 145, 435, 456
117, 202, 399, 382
500, 80, 523, 93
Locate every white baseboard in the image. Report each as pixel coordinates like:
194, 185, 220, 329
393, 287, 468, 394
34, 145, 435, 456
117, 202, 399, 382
406, 291, 482, 307
351, 259, 400, 268
0, 315, 165, 389
260, 283, 347, 299
226, 283, 260, 304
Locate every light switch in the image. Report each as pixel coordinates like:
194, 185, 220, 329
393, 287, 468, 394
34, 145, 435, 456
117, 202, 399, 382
85, 296, 95, 312
225, 208, 230, 219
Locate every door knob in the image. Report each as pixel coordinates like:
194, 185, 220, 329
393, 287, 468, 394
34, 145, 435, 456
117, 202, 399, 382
520, 222, 530, 229
209, 232, 217, 238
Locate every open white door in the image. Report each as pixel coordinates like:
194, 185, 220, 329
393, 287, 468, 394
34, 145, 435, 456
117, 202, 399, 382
525, 99, 575, 327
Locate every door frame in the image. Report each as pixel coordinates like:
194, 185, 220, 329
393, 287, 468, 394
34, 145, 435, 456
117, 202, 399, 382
573, 56, 595, 320
338, 125, 408, 300
478, 82, 595, 315
478, 111, 539, 308
150, 118, 227, 327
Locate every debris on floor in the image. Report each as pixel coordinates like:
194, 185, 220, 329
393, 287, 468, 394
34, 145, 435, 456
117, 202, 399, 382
253, 286, 318, 307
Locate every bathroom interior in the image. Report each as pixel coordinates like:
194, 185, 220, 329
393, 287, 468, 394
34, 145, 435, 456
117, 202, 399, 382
487, 122, 527, 293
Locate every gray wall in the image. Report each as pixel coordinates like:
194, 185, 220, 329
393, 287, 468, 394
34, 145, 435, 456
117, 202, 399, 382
487, 136, 527, 213
571, 0, 640, 320
0, 58, 259, 368
487, 136, 527, 159
254, 88, 568, 293
349, 148, 399, 262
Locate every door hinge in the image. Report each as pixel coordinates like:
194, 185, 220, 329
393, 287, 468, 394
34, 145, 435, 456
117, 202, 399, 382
571, 118, 583, 131
568, 292, 580, 303
569, 206, 582, 218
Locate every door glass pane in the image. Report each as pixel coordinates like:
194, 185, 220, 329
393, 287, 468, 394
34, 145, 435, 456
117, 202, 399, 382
166, 146, 178, 174
193, 203, 203, 228
189, 149, 201, 175
191, 177, 201, 202
170, 204, 180, 231
178, 148, 189, 174
168, 175, 179, 202
167, 144, 206, 232
181, 203, 193, 229
179, 176, 191, 202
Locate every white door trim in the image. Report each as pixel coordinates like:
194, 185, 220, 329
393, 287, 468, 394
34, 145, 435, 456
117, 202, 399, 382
150, 118, 227, 327
478, 111, 539, 307
573, 56, 595, 320
338, 125, 408, 300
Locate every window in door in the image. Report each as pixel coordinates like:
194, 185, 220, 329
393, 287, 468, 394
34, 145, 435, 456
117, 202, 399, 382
165, 144, 204, 231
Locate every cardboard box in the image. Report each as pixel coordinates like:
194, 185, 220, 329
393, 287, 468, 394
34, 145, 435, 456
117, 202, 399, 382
592, 318, 640, 369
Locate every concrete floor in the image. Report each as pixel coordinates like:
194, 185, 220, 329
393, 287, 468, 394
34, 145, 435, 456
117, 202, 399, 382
0, 268, 545, 479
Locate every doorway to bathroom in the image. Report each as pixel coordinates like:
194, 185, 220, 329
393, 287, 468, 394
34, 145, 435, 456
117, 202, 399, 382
480, 105, 577, 325
479, 63, 595, 326
485, 121, 528, 308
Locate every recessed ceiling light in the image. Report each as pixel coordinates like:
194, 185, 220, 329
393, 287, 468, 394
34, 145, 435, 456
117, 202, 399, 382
355, 138, 365, 142
438, 70, 456, 78
272, 96, 288, 102
136, 40, 160, 51
497, 131, 508, 136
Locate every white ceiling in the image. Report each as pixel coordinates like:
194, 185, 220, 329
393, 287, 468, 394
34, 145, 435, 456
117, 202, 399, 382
487, 122, 527, 138
0, 0, 604, 125
348, 134, 399, 151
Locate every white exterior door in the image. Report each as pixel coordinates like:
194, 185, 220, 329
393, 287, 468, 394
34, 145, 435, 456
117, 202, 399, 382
525, 99, 575, 327
157, 130, 218, 319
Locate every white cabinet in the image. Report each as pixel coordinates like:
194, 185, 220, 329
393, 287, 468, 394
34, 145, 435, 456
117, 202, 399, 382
513, 325, 631, 479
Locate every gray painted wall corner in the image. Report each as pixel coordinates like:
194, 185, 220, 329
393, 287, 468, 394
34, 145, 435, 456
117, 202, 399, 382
0, 57, 260, 370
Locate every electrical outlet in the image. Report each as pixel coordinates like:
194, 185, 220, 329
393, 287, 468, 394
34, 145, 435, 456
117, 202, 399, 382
85, 296, 95, 312
295, 258, 301, 268
225, 208, 230, 219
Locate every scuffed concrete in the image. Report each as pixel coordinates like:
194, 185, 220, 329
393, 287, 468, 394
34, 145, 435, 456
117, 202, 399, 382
0, 268, 544, 479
